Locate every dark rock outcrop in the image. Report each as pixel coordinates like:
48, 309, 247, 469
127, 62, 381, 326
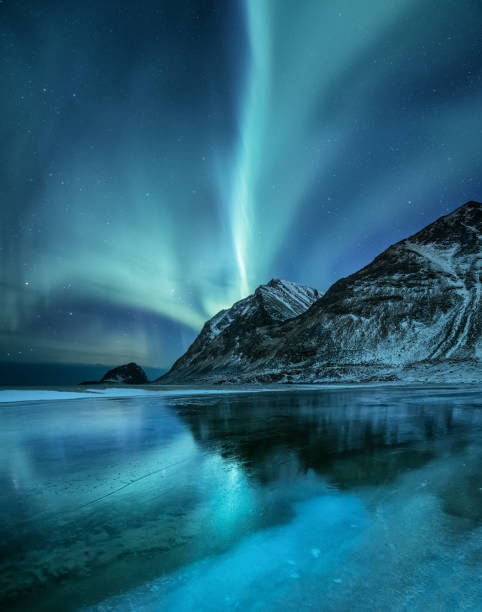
101, 362, 148, 384
81, 362, 149, 385
158, 201, 481, 384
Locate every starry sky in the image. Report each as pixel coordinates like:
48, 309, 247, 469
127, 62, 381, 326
1, 0, 482, 381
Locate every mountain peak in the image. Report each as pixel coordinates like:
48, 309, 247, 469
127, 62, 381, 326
403, 200, 481, 253
454, 200, 481, 212
255, 279, 320, 321
436, 199, 480, 224
158, 279, 319, 382
264, 278, 286, 287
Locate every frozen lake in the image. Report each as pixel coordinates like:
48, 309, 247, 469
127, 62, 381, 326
1, 385, 481, 611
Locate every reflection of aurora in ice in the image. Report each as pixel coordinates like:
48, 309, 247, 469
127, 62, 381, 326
88, 493, 369, 612
1, 385, 481, 611
86, 486, 482, 612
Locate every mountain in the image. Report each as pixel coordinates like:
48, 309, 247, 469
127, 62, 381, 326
159, 279, 319, 382
81, 362, 149, 385
158, 201, 481, 384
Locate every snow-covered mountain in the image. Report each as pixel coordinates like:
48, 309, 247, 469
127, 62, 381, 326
159, 279, 319, 382
159, 201, 481, 384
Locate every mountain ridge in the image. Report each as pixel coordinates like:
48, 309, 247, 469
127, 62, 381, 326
158, 201, 481, 384
163, 279, 320, 379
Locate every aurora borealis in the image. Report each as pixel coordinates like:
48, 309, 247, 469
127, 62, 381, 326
1, 0, 482, 377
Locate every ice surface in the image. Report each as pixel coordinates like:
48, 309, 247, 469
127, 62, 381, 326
1, 385, 481, 611
0, 386, 283, 403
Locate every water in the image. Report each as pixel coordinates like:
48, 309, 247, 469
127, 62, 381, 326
1, 385, 481, 611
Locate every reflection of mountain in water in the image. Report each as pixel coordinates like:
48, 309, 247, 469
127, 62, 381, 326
1, 388, 481, 612
175, 388, 482, 512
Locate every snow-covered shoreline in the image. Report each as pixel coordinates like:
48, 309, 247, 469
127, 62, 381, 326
0, 386, 279, 403
1, 379, 481, 404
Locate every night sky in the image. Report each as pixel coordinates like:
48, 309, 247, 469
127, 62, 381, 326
1, 0, 482, 380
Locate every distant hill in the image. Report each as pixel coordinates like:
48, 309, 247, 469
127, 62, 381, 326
0, 362, 164, 386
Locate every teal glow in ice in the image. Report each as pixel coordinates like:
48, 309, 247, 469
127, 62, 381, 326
1, 386, 482, 610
